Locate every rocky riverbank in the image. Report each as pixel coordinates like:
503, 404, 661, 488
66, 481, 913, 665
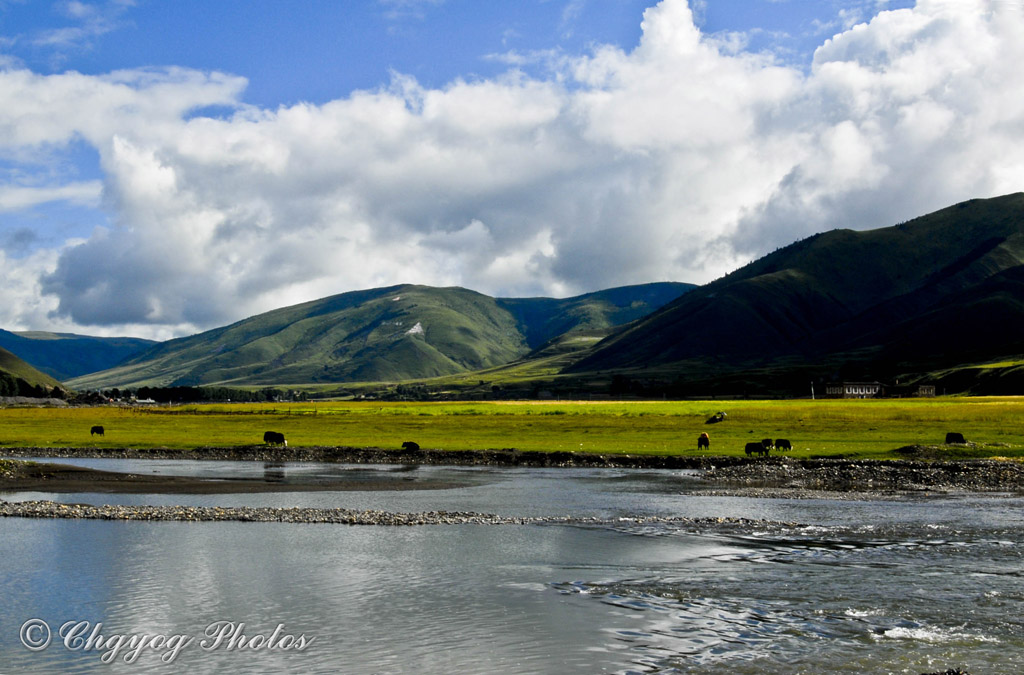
1, 445, 727, 469
701, 456, 1024, 492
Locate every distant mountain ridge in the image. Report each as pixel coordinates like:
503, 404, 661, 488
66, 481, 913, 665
571, 193, 1024, 390
0, 330, 156, 381
66, 282, 693, 389
497, 283, 693, 350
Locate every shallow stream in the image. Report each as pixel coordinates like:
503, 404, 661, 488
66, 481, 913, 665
1, 459, 1021, 673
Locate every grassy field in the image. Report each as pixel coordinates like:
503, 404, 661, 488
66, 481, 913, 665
3, 397, 1024, 460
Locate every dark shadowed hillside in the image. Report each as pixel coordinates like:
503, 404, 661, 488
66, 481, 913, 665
570, 193, 1024, 389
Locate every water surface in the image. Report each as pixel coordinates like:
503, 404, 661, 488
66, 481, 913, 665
1, 458, 1021, 673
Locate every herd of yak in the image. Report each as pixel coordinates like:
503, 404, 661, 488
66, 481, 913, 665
90, 423, 786, 456
699, 410, 792, 457
88, 417, 969, 457
696, 432, 792, 456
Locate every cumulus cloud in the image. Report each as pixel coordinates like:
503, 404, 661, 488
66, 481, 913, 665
3, 0, 1024, 340
0, 247, 63, 331
0, 66, 246, 150
734, 0, 1024, 251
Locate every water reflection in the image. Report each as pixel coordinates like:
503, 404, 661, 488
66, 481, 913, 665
263, 462, 285, 483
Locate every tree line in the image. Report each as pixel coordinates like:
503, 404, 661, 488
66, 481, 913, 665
101, 386, 310, 404
0, 371, 64, 399
1, 376, 312, 404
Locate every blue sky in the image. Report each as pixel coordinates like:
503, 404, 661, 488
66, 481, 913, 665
0, 0, 1019, 340
3, 1, 912, 105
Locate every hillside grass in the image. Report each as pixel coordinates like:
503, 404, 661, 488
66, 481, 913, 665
0, 346, 62, 389
66, 283, 691, 390
2, 397, 1023, 459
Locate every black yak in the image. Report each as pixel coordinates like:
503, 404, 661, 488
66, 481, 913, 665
90, 425, 104, 436
745, 442, 769, 457
697, 433, 710, 450
263, 431, 287, 446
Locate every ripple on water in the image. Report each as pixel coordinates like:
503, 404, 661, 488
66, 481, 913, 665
546, 521, 1023, 674
873, 623, 1000, 645
551, 577, 1016, 674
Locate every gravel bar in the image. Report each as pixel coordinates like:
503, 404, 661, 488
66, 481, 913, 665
0, 499, 787, 528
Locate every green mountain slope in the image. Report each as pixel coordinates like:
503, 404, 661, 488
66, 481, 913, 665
0, 330, 156, 381
571, 193, 1024, 387
0, 345, 64, 394
67, 282, 691, 389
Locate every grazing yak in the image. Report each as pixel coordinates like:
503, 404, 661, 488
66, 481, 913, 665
945, 432, 967, 444
401, 441, 421, 451
744, 441, 769, 457
90, 425, 104, 436
697, 433, 710, 450
263, 431, 287, 446
774, 438, 792, 451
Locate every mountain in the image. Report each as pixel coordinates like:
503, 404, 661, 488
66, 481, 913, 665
67, 282, 692, 389
0, 330, 156, 381
0, 345, 64, 395
497, 283, 695, 350
571, 193, 1024, 391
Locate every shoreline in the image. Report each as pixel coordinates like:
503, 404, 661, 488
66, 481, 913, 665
0, 445, 729, 468
0, 458, 464, 494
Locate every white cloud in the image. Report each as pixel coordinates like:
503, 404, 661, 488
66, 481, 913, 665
2, 0, 1024, 340
0, 181, 101, 211
0, 247, 62, 331
736, 0, 1024, 250
0, 67, 246, 150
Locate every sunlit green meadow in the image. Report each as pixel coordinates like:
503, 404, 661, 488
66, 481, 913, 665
2, 398, 1024, 459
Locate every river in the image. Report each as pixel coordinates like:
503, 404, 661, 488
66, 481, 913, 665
1, 459, 1021, 673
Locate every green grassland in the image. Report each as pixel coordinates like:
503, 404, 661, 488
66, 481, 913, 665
2, 398, 1024, 460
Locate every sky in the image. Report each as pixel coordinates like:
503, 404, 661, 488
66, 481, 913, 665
2, 0, 1023, 341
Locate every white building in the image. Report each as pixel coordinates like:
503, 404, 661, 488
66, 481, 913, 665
824, 382, 885, 399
